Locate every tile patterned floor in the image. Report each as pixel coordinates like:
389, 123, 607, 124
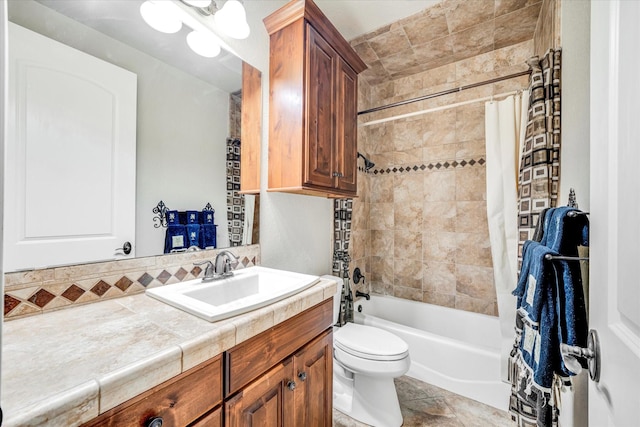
333, 376, 513, 427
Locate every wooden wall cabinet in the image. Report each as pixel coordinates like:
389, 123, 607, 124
264, 0, 366, 198
83, 299, 333, 427
240, 62, 262, 194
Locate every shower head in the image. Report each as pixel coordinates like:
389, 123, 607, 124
357, 152, 375, 171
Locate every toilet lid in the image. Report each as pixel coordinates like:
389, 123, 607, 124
334, 323, 409, 361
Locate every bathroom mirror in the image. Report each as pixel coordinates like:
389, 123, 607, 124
6, 0, 261, 268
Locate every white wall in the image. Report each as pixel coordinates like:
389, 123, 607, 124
195, 1, 334, 276
8, 1, 231, 257
560, 0, 591, 211
559, 3, 591, 426
0, 0, 7, 405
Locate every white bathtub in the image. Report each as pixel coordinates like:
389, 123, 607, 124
353, 295, 510, 411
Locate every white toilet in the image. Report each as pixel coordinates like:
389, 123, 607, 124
330, 277, 411, 427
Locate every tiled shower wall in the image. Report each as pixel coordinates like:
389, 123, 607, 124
349, 0, 545, 316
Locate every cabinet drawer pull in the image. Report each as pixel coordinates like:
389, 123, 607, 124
287, 380, 296, 391
298, 371, 307, 381
146, 417, 163, 427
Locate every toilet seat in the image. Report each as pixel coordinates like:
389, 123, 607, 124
334, 323, 409, 361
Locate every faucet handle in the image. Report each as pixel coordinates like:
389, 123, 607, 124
193, 260, 214, 277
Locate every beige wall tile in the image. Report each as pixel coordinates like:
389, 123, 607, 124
401, 5, 449, 46
455, 294, 498, 315
424, 144, 458, 162
423, 231, 457, 263
423, 109, 457, 146
423, 261, 456, 295
495, 3, 542, 49
424, 201, 457, 233
455, 233, 493, 268
395, 200, 424, 232
423, 291, 456, 308
394, 286, 423, 301
450, 21, 495, 58
371, 255, 394, 287
394, 258, 423, 289
370, 176, 394, 202
369, 26, 412, 59
455, 104, 486, 141
443, 0, 497, 34
456, 201, 489, 233
455, 139, 486, 159
496, 0, 540, 18
371, 203, 394, 230
393, 118, 426, 151
424, 170, 456, 201
394, 229, 423, 260
455, 166, 487, 201
371, 230, 394, 256
455, 264, 496, 300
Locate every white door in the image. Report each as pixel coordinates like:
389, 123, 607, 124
589, 1, 640, 425
5, 23, 137, 271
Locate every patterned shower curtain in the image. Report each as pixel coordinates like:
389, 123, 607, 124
332, 199, 352, 325
226, 138, 245, 247
516, 49, 561, 268
510, 49, 562, 427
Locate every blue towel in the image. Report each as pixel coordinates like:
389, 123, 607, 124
512, 208, 589, 391
513, 240, 559, 390
185, 210, 201, 249
164, 210, 187, 253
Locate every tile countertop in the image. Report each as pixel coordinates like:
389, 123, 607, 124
1, 277, 338, 427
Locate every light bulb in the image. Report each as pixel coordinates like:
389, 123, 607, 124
182, 0, 212, 7
214, 0, 250, 39
186, 30, 221, 57
140, 1, 182, 34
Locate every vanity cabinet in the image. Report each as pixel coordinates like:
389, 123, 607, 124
82, 299, 333, 427
264, 0, 366, 198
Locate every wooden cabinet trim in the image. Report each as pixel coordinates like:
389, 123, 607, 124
225, 298, 333, 396
263, 0, 366, 74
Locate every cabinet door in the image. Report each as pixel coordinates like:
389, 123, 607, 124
335, 58, 358, 193
225, 358, 296, 427
304, 24, 336, 189
293, 329, 333, 427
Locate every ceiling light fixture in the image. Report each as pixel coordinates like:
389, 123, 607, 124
139, 1, 183, 34
182, 0, 212, 7
214, 0, 250, 39
186, 30, 222, 57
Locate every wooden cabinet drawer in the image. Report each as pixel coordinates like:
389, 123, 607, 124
191, 405, 222, 427
225, 298, 333, 396
83, 354, 222, 427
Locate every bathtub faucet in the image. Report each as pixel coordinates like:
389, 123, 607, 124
356, 291, 370, 300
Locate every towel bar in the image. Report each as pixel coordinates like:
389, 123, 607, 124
544, 254, 589, 261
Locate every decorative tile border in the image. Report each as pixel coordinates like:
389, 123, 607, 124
371, 157, 485, 175
4, 245, 260, 320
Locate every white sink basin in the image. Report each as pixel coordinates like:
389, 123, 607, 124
145, 266, 320, 322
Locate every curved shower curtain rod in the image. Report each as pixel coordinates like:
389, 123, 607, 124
358, 70, 532, 116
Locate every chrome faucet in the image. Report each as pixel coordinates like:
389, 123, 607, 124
214, 250, 240, 278
193, 251, 239, 282
193, 260, 216, 282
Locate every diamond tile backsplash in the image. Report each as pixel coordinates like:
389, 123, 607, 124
4, 245, 260, 320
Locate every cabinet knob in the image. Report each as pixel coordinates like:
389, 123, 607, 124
287, 380, 296, 391
146, 417, 163, 427
298, 371, 307, 381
